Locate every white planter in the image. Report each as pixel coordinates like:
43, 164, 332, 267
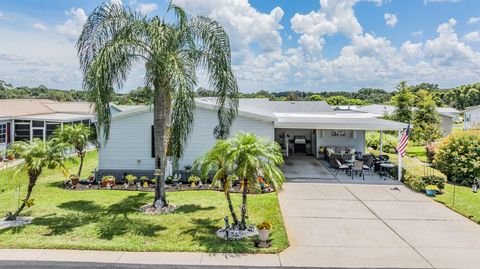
258, 229, 270, 242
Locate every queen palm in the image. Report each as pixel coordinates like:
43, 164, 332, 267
5, 139, 69, 221
54, 124, 94, 177
227, 133, 285, 230
77, 3, 238, 208
194, 139, 239, 227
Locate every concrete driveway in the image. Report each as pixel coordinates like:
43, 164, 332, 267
282, 155, 335, 181
278, 181, 480, 269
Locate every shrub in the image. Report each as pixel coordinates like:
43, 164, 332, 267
403, 167, 446, 192
256, 221, 273, 230
425, 141, 440, 163
434, 130, 480, 186
125, 174, 137, 184
365, 132, 397, 153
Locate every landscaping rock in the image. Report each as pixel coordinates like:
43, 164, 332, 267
139, 204, 176, 215
216, 225, 258, 240
0, 217, 32, 230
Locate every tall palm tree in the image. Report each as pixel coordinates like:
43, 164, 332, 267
54, 124, 94, 177
5, 139, 69, 221
77, 3, 238, 208
194, 139, 239, 227
227, 133, 285, 230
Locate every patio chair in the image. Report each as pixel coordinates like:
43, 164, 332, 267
342, 153, 354, 162
351, 160, 365, 180
334, 159, 350, 177
363, 158, 375, 176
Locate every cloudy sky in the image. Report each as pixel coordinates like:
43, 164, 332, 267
1, 0, 480, 92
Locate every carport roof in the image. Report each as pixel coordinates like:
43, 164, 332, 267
274, 112, 408, 130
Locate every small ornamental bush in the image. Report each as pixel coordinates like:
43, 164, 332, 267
434, 131, 480, 186
256, 221, 273, 230
425, 141, 440, 163
402, 167, 446, 192
365, 132, 397, 154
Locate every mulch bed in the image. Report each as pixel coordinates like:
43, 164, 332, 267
58, 181, 274, 195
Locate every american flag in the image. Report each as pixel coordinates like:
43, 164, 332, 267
396, 124, 410, 157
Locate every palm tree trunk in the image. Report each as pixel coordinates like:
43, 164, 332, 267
240, 177, 249, 230
6, 173, 37, 221
223, 179, 239, 227
77, 151, 85, 177
153, 80, 172, 208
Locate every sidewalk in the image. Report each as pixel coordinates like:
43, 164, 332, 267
0, 249, 282, 267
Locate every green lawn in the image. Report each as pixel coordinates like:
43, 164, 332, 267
0, 151, 289, 253
406, 146, 427, 162
435, 184, 480, 224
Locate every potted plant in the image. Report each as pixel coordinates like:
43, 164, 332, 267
101, 175, 116, 188
166, 175, 174, 184
257, 221, 273, 248
125, 174, 137, 185
188, 175, 200, 187
70, 174, 80, 187
6, 150, 15, 161
425, 185, 438, 197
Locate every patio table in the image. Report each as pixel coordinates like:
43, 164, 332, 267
379, 163, 395, 180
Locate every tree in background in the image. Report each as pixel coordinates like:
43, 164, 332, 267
411, 90, 442, 144
5, 139, 69, 221
55, 124, 94, 177
286, 91, 300, 101
392, 81, 414, 123
77, 3, 238, 208
308, 94, 323, 101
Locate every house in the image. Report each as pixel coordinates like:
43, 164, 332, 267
96, 98, 407, 179
353, 104, 459, 136
463, 105, 480, 130
0, 99, 95, 153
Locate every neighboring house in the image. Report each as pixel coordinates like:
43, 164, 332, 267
0, 99, 95, 154
96, 98, 407, 178
354, 104, 460, 137
463, 105, 480, 130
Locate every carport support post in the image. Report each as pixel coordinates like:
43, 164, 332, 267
397, 129, 402, 182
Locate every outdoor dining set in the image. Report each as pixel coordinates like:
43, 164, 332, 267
328, 151, 396, 180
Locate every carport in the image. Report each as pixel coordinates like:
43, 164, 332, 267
274, 112, 409, 181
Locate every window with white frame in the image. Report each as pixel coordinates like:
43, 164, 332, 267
0, 124, 6, 143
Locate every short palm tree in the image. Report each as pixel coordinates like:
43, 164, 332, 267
227, 133, 285, 230
5, 139, 69, 221
194, 139, 239, 227
54, 124, 94, 177
77, 3, 238, 208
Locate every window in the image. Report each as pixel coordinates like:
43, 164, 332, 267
0, 124, 6, 143
14, 121, 30, 141
46, 123, 61, 139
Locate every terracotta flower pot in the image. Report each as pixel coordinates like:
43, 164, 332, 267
258, 229, 270, 242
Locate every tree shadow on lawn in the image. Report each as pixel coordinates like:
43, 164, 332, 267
175, 204, 216, 214
181, 218, 254, 253
1, 193, 166, 240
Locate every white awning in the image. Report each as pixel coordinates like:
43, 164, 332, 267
275, 115, 408, 131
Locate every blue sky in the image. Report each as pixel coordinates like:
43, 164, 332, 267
1, 0, 480, 92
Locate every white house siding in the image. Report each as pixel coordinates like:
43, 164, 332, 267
439, 115, 453, 136
464, 107, 480, 130
98, 107, 274, 176
177, 108, 274, 168
315, 129, 366, 157
98, 110, 155, 172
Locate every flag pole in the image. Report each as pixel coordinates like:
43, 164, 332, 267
398, 129, 402, 182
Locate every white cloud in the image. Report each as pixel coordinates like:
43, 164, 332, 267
110, 0, 123, 6
412, 30, 423, 37
55, 8, 87, 37
0, 11, 3, 18
464, 31, 480, 42
468, 17, 480, 24
32, 23, 47, 31
136, 3, 157, 14
384, 13, 398, 27
174, 0, 284, 53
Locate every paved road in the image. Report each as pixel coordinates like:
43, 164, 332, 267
278, 181, 480, 269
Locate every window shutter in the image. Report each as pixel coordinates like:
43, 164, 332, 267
151, 125, 155, 158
